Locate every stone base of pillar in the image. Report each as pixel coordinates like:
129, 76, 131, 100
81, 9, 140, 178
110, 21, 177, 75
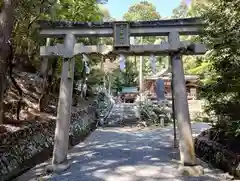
46, 161, 71, 174
178, 164, 204, 176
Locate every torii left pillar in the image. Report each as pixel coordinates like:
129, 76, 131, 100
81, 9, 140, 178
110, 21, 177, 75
50, 33, 76, 171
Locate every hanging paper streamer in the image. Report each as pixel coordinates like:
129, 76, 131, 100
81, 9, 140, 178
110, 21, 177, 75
185, 0, 191, 6
85, 62, 90, 74
130, 37, 135, 45
150, 54, 156, 74
119, 54, 126, 71
83, 54, 90, 74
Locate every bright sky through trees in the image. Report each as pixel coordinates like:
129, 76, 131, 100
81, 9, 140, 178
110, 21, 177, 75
105, 0, 191, 20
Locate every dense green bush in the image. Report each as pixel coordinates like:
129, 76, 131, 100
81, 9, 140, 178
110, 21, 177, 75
200, 0, 240, 135
139, 100, 171, 126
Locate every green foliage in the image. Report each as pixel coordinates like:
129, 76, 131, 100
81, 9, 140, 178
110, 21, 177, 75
171, 1, 213, 85
123, 1, 161, 44
199, 0, 240, 133
123, 59, 138, 87
12, 0, 56, 67
54, 0, 102, 21
123, 1, 160, 21
98, 5, 115, 21
172, 1, 189, 18
140, 101, 171, 125
112, 73, 124, 93
9, 0, 107, 89
171, 0, 240, 138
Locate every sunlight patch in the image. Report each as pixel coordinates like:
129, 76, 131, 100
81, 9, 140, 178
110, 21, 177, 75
135, 166, 160, 177
62, 172, 71, 176
149, 157, 160, 161
136, 146, 152, 150
116, 166, 136, 173
91, 159, 118, 166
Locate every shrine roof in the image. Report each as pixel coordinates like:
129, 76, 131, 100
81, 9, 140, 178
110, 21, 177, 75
144, 73, 199, 81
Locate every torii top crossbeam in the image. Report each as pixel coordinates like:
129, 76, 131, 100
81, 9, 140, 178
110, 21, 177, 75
38, 17, 204, 37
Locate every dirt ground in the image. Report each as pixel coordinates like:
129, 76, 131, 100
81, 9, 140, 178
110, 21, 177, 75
0, 71, 95, 135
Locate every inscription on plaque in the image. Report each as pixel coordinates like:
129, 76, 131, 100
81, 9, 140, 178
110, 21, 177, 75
114, 23, 130, 48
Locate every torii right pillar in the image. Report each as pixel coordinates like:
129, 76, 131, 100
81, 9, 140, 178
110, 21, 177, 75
168, 31, 196, 166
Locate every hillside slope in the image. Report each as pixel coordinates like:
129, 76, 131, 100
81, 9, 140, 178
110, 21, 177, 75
0, 71, 94, 134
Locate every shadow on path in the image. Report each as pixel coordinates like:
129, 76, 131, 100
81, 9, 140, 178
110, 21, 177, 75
16, 122, 233, 181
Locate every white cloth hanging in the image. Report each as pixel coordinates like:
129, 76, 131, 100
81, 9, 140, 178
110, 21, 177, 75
130, 37, 135, 45
82, 54, 90, 74
85, 61, 90, 74
150, 54, 156, 74
119, 54, 126, 71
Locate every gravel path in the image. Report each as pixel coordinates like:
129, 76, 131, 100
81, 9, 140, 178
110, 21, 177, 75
17, 123, 235, 181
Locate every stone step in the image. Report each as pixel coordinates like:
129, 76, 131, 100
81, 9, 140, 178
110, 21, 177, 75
106, 117, 139, 127
103, 103, 140, 127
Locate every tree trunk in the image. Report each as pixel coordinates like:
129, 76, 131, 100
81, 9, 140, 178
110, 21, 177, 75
134, 56, 137, 69
39, 57, 50, 112
108, 74, 111, 94
0, 0, 14, 124
8, 46, 23, 120
39, 38, 51, 112
0, 65, 7, 124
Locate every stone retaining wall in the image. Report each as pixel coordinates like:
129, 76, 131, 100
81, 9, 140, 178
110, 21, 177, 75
195, 131, 240, 178
0, 92, 113, 181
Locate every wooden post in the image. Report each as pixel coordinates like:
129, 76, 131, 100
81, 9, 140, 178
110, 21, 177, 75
52, 33, 75, 167
103, 74, 106, 89
102, 57, 106, 90
168, 32, 196, 166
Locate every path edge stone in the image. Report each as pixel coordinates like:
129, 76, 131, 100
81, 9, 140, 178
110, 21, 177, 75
194, 130, 240, 179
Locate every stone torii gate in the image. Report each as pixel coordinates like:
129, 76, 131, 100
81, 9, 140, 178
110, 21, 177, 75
39, 18, 206, 171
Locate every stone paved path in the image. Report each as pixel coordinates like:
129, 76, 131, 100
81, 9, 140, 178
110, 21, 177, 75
17, 122, 235, 181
